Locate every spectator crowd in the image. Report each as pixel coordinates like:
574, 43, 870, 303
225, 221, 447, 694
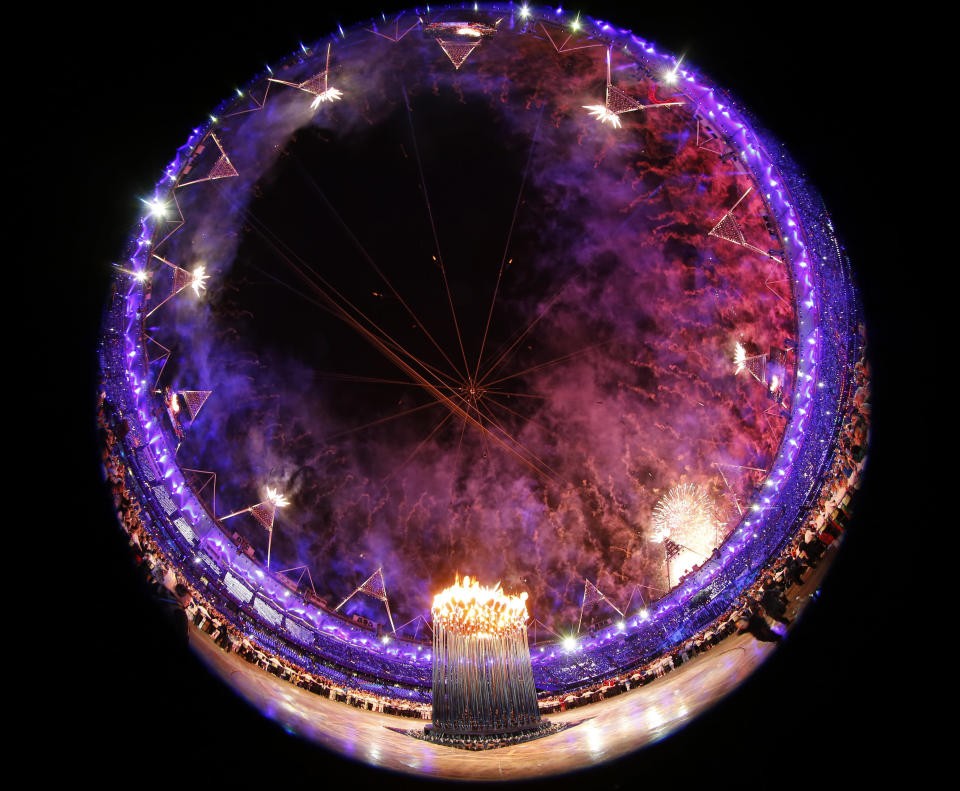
95, 338, 870, 720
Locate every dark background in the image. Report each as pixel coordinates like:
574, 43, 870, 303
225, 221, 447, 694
33, 1, 911, 785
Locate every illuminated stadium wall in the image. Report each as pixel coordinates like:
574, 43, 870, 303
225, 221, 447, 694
98, 3, 862, 695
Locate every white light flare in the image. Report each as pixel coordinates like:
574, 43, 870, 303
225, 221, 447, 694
190, 265, 209, 297
663, 54, 685, 85
143, 197, 169, 219
583, 104, 622, 128
266, 486, 291, 508
733, 341, 747, 375
310, 87, 343, 109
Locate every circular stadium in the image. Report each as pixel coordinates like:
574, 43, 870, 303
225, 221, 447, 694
94, 3, 871, 781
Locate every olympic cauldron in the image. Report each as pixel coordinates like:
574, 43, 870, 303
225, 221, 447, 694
428, 576, 541, 737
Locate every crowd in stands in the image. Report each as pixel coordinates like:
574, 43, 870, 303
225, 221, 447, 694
308, 631, 432, 688
98, 390, 430, 719
537, 343, 870, 708
95, 335, 869, 722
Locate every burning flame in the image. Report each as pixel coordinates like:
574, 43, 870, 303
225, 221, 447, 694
432, 574, 528, 636
310, 87, 343, 108
265, 486, 290, 508
583, 105, 622, 129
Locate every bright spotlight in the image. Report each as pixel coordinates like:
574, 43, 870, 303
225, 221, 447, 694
143, 198, 168, 219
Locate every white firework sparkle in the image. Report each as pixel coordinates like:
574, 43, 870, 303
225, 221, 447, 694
310, 87, 343, 109
650, 483, 717, 555
265, 486, 290, 508
583, 104, 622, 128
190, 265, 209, 297
733, 341, 747, 374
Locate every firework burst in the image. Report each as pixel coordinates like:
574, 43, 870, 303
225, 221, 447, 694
583, 104, 622, 128
310, 87, 343, 108
265, 486, 290, 508
733, 341, 747, 374
190, 264, 209, 296
651, 483, 717, 556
